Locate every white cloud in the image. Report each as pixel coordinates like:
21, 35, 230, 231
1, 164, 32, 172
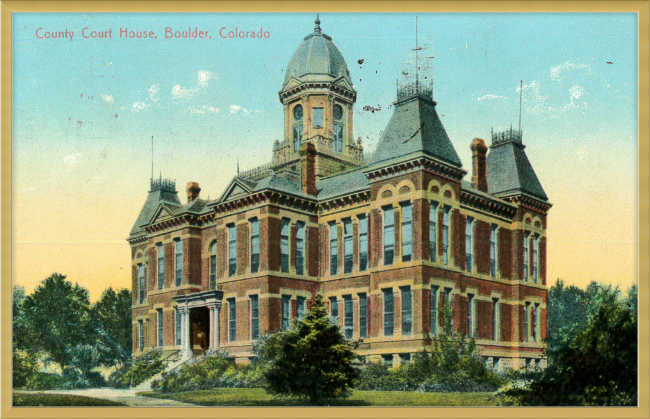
550, 61, 592, 81
171, 70, 217, 101
189, 105, 220, 115
477, 94, 507, 102
63, 152, 83, 167
131, 101, 149, 113
148, 84, 160, 103
229, 105, 263, 115
100, 94, 114, 104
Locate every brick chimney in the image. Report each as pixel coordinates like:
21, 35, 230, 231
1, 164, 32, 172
300, 142, 318, 196
186, 182, 201, 203
471, 138, 488, 192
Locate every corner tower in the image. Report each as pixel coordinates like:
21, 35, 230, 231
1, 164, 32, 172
274, 15, 363, 178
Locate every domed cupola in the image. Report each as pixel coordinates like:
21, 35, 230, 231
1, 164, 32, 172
281, 15, 354, 91
274, 15, 363, 180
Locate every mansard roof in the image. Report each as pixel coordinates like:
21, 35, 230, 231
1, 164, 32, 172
486, 138, 548, 202
316, 168, 369, 201
130, 179, 183, 236
368, 89, 463, 170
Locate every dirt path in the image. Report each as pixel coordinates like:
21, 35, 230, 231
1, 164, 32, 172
15, 388, 197, 407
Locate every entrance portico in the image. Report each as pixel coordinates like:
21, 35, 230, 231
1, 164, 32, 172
173, 290, 223, 359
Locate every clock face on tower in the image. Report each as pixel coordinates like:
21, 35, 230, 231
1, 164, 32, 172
293, 104, 303, 121
333, 104, 343, 120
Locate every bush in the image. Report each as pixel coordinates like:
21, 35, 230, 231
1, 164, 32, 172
152, 351, 261, 393
24, 372, 65, 390
13, 350, 40, 388
108, 350, 166, 389
60, 367, 106, 389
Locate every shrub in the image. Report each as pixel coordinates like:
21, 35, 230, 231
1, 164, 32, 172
60, 367, 106, 389
24, 372, 65, 390
152, 351, 261, 393
12, 350, 40, 388
108, 350, 165, 388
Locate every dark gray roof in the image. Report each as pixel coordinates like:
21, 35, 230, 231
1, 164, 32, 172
368, 96, 463, 169
461, 180, 516, 208
282, 18, 353, 90
130, 186, 182, 235
316, 168, 369, 200
486, 140, 548, 201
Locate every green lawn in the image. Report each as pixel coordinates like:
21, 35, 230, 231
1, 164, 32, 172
139, 388, 498, 406
13, 392, 126, 407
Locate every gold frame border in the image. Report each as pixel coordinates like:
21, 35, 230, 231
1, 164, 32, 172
2, 1, 648, 419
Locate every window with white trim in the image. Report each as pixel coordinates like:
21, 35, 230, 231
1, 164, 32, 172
228, 225, 237, 277
250, 219, 259, 274
493, 298, 500, 341
383, 289, 394, 337
250, 295, 259, 340
523, 231, 530, 281
465, 217, 474, 272
157, 243, 165, 290
281, 295, 291, 331
401, 286, 412, 335
329, 222, 338, 276
138, 264, 145, 304
359, 293, 368, 338
280, 218, 290, 273
490, 225, 498, 277
344, 295, 353, 339
431, 285, 439, 335
533, 234, 539, 283
297, 296, 306, 319
138, 320, 144, 351
383, 206, 395, 265
467, 293, 475, 338
359, 216, 368, 271
443, 206, 451, 265
175, 307, 181, 346
329, 296, 339, 326
430, 201, 438, 262
296, 222, 305, 275
209, 240, 217, 289
157, 308, 163, 348
401, 202, 413, 262
174, 239, 182, 287
228, 298, 236, 341
343, 219, 353, 274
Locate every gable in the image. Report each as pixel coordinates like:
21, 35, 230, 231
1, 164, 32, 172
283, 77, 303, 91
148, 203, 177, 225
218, 178, 255, 203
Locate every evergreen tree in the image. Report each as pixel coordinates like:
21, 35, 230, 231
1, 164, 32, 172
264, 294, 359, 404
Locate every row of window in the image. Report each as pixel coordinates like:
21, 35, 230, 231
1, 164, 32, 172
137, 205, 542, 302
292, 104, 345, 153
139, 292, 538, 350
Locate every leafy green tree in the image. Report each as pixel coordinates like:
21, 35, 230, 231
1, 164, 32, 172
264, 294, 359, 404
13, 286, 35, 352
22, 273, 92, 369
89, 288, 132, 363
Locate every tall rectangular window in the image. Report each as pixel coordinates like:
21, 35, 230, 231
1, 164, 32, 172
534, 303, 540, 342
531, 304, 537, 342
175, 308, 182, 346
430, 201, 438, 262
157, 243, 165, 290
465, 217, 474, 272
228, 298, 237, 341
334, 124, 344, 152
250, 295, 259, 340
359, 293, 368, 338
281, 295, 291, 331
138, 264, 145, 304
524, 302, 530, 342
296, 222, 305, 275
157, 308, 163, 348
493, 298, 500, 342
280, 218, 290, 273
401, 286, 412, 335
297, 296, 306, 319
359, 216, 368, 271
228, 225, 237, 277
175, 239, 183, 286
383, 206, 395, 265
430, 286, 439, 335
444, 288, 453, 330
312, 108, 324, 128
329, 223, 338, 276
443, 206, 451, 265
467, 294, 475, 338
210, 241, 217, 289
343, 219, 353, 273
533, 235, 539, 283
401, 203, 413, 262
293, 124, 303, 152
138, 320, 144, 351
344, 295, 353, 339
490, 225, 498, 277
329, 297, 339, 326
383, 289, 394, 337
251, 219, 260, 274
523, 232, 530, 282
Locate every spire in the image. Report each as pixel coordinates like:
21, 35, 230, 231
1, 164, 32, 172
314, 13, 321, 33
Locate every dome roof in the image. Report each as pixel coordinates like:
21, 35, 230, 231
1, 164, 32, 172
282, 16, 353, 90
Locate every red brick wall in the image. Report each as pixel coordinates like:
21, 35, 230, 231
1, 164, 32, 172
370, 209, 382, 269
187, 237, 202, 286
475, 220, 490, 275
421, 199, 431, 261
453, 210, 466, 270
307, 226, 319, 277
267, 217, 281, 272
236, 222, 249, 275
501, 303, 512, 341
498, 228, 512, 279
540, 236, 547, 285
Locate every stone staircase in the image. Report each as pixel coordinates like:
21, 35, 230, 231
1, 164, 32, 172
133, 351, 210, 393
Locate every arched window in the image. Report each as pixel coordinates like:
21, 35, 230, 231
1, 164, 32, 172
209, 240, 217, 289
292, 104, 303, 152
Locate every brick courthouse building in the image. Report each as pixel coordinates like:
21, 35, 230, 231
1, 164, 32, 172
129, 17, 551, 370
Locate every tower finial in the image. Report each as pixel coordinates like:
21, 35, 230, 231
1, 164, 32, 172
314, 13, 321, 33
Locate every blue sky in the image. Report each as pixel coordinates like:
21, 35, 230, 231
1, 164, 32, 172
12, 12, 638, 299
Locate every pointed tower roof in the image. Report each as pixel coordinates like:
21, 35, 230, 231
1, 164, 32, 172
129, 178, 182, 236
486, 129, 548, 201
368, 85, 462, 169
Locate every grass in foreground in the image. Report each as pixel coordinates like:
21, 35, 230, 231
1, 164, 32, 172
139, 388, 498, 406
13, 393, 126, 407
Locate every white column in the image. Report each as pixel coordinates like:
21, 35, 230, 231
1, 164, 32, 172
183, 308, 192, 359
214, 306, 221, 351
208, 306, 215, 351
